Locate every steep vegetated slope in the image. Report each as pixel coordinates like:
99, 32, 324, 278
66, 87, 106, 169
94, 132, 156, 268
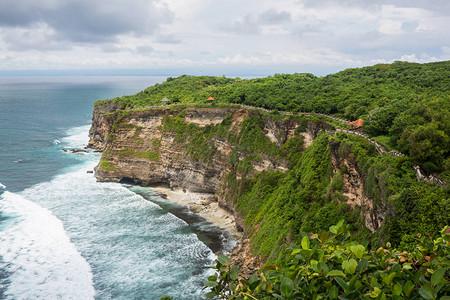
90, 61, 449, 268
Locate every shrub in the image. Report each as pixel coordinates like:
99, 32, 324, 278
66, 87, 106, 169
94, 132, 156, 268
204, 221, 449, 299
98, 160, 116, 172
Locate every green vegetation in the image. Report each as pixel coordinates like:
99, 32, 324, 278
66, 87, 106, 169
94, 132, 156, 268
204, 222, 449, 299
118, 148, 159, 161
96, 61, 450, 174
107, 133, 116, 143
94, 61, 450, 299
160, 108, 309, 165
332, 133, 449, 249
216, 129, 448, 265
230, 134, 336, 261
98, 160, 116, 172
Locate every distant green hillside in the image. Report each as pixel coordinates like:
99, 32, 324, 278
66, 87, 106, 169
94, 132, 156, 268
97, 60, 450, 177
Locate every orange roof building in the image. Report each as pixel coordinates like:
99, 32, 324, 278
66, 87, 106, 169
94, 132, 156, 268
207, 97, 215, 101
349, 119, 364, 127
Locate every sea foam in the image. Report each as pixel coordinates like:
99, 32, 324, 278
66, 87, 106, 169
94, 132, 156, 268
0, 191, 95, 300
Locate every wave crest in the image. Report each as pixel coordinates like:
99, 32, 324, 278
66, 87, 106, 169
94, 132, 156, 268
0, 191, 95, 299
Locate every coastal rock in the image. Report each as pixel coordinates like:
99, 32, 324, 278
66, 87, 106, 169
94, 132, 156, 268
88, 104, 388, 272
72, 149, 88, 153
90, 106, 291, 198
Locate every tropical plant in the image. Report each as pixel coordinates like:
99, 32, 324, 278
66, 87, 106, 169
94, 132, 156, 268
204, 222, 449, 299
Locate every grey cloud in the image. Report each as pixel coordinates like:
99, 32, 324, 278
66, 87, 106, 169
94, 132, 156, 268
258, 9, 291, 25
136, 45, 155, 55
0, 0, 174, 47
101, 44, 122, 53
389, 0, 450, 15
300, 0, 450, 15
222, 14, 260, 34
154, 34, 181, 44
221, 9, 292, 34
329, 29, 449, 59
300, 0, 382, 11
0, 0, 47, 27
46, 1, 173, 43
2, 26, 71, 51
289, 20, 327, 37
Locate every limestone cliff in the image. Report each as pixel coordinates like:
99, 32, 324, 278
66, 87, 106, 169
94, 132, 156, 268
89, 104, 306, 203
88, 103, 387, 275
329, 140, 385, 233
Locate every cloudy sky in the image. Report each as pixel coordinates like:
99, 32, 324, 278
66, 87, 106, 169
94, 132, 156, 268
0, 0, 449, 76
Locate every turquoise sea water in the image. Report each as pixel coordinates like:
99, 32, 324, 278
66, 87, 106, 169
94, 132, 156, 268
0, 77, 230, 299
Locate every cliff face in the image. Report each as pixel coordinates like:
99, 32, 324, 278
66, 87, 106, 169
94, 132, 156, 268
89, 104, 385, 226
329, 140, 385, 233
89, 102, 125, 150
89, 104, 386, 270
89, 105, 300, 199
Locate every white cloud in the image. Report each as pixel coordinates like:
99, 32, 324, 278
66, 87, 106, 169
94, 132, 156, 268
0, 0, 448, 75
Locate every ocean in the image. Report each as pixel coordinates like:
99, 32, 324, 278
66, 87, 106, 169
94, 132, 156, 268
0, 77, 229, 299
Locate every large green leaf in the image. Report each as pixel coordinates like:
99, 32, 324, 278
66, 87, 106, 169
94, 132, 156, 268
431, 268, 446, 286
392, 283, 402, 296
317, 261, 329, 275
205, 291, 217, 298
358, 258, 369, 273
350, 245, 365, 259
342, 259, 358, 274
204, 280, 218, 287
217, 255, 231, 265
328, 270, 346, 278
329, 225, 339, 234
230, 266, 239, 281
335, 277, 349, 292
301, 236, 310, 250
418, 284, 434, 300
280, 277, 294, 297
403, 281, 414, 297
383, 272, 396, 285
370, 287, 382, 298
329, 285, 338, 299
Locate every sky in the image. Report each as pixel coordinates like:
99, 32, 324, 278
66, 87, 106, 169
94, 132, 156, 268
0, 0, 449, 76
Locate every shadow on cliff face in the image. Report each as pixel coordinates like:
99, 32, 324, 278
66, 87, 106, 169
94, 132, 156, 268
123, 184, 235, 254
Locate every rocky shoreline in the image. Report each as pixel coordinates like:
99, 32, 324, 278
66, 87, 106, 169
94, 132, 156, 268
151, 186, 242, 242
88, 105, 316, 276
150, 186, 262, 278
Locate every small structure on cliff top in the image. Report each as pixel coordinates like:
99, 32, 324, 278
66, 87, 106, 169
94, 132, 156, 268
349, 118, 364, 132
161, 97, 170, 103
207, 97, 215, 102
349, 119, 363, 127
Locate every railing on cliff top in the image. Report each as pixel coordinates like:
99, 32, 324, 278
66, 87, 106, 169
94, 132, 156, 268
127, 102, 446, 188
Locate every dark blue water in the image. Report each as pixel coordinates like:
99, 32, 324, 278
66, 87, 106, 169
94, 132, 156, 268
0, 77, 228, 299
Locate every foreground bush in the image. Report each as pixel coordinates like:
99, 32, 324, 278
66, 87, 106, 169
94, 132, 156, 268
204, 221, 449, 299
